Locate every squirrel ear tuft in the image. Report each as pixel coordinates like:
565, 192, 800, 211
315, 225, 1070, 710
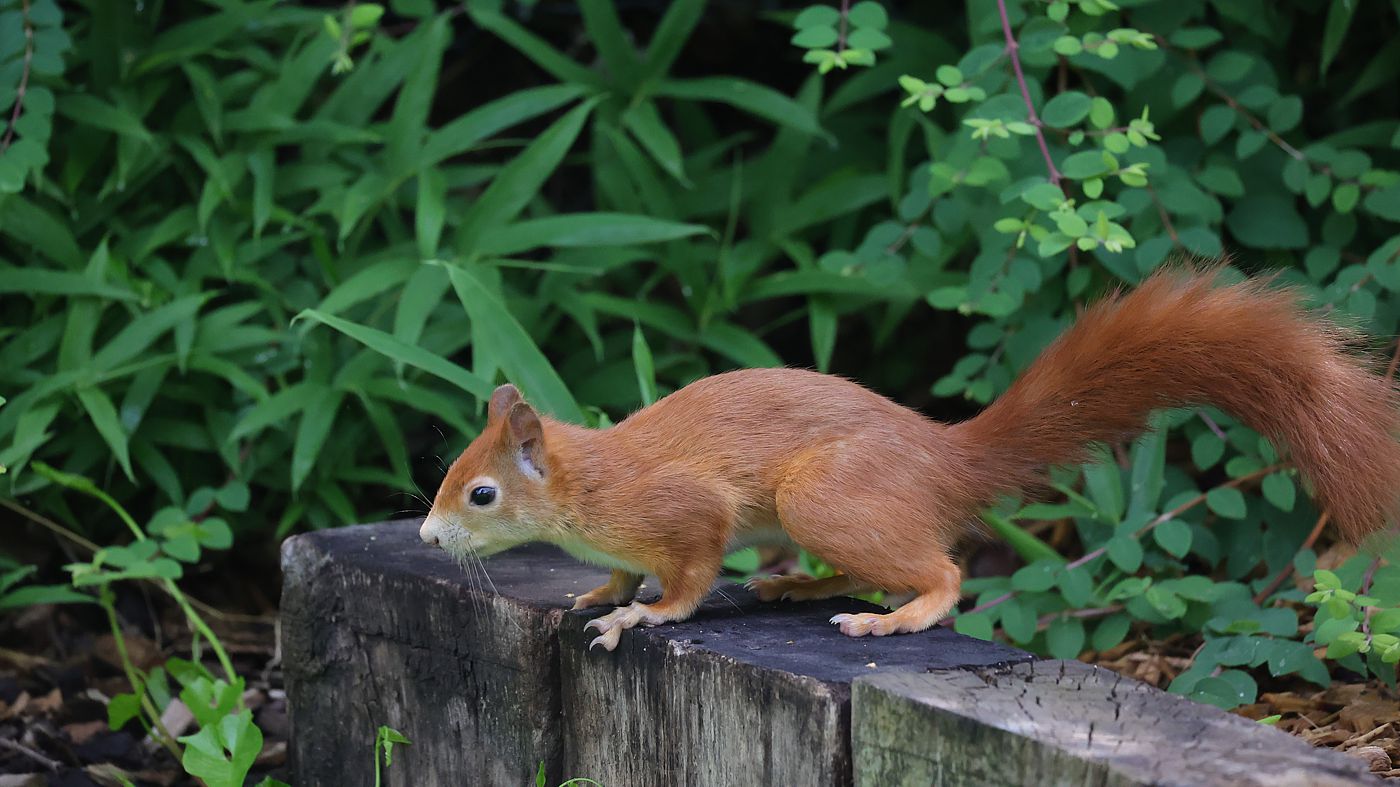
488, 384, 522, 423
507, 401, 546, 479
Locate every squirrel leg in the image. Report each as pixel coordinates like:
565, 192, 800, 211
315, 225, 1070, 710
829, 554, 960, 637
572, 570, 644, 611
744, 573, 874, 603
583, 555, 721, 651
774, 445, 963, 637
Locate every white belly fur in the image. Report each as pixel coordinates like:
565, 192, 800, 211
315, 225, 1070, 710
552, 534, 650, 574
552, 523, 793, 575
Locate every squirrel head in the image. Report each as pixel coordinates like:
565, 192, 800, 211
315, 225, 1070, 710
420, 384, 558, 559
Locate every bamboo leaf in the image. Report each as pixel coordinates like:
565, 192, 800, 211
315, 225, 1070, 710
456, 100, 598, 252
445, 264, 584, 422
294, 309, 495, 402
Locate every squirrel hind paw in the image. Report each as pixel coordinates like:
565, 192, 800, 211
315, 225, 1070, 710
588, 629, 623, 651
829, 612, 896, 637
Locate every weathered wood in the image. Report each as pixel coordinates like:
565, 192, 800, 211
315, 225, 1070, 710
281, 521, 588, 787
280, 520, 1028, 786
282, 521, 1372, 787
559, 586, 1030, 787
852, 660, 1378, 787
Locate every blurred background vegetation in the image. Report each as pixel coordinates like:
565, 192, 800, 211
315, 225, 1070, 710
4, 0, 1400, 774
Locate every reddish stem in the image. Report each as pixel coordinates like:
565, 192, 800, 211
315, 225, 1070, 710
995, 0, 1064, 193
0, 0, 33, 153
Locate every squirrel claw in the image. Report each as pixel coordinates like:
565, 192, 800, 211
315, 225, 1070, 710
588, 628, 622, 651
829, 612, 891, 637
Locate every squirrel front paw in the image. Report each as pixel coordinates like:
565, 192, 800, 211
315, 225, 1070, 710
572, 586, 630, 611
583, 603, 648, 651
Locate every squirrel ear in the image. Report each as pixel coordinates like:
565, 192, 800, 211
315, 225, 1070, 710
506, 401, 546, 480
488, 384, 522, 423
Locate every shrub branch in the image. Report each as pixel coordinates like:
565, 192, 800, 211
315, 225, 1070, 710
995, 0, 1064, 192
0, 0, 34, 153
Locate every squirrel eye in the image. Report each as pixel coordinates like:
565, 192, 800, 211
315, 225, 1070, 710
469, 486, 497, 506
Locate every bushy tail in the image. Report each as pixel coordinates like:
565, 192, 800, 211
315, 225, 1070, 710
947, 266, 1400, 543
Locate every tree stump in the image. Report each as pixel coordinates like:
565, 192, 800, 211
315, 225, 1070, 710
281, 521, 1377, 787
853, 662, 1377, 786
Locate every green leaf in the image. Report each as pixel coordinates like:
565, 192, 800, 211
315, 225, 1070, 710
622, 100, 689, 184
477, 213, 712, 255
178, 710, 263, 787
1267, 96, 1303, 133
999, 598, 1037, 644
1226, 194, 1308, 249
0, 268, 136, 300
655, 78, 829, 141
1145, 586, 1187, 619
416, 168, 446, 260
92, 295, 206, 371
1040, 91, 1092, 127
294, 311, 494, 402
466, 6, 603, 87
847, 2, 888, 28
1010, 560, 1059, 592
1206, 487, 1247, 519
1199, 105, 1235, 145
1261, 472, 1296, 512
632, 324, 657, 407
0, 584, 94, 610
953, 611, 994, 640
446, 265, 584, 422
1153, 519, 1192, 557
1364, 185, 1400, 221
456, 100, 598, 251
1106, 535, 1143, 572
1321, 0, 1357, 74
643, 0, 704, 79
107, 693, 142, 730
792, 25, 838, 48
1046, 617, 1086, 659
421, 84, 586, 168
56, 95, 154, 142
77, 387, 134, 482
794, 7, 841, 29
1091, 614, 1132, 652
580, 0, 641, 88
291, 389, 343, 491
981, 512, 1063, 564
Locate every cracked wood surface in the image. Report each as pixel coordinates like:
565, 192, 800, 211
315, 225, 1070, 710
853, 660, 1378, 787
281, 521, 1371, 787
279, 521, 1026, 786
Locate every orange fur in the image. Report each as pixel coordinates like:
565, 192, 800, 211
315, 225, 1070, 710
422, 267, 1400, 648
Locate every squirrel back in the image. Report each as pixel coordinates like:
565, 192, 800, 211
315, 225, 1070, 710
948, 267, 1400, 543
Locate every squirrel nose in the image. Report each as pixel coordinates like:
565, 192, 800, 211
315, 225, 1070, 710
419, 517, 443, 547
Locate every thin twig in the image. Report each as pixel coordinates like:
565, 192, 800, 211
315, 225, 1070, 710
995, 0, 1063, 192
1146, 185, 1179, 244
1362, 555, 1383, 637
0, 0, 33, 152
1254, 512, 1329, 605
3, 497, 274, 624
837, 0, 850, 51
0, 736, 61, 771
1037, 603, 1124, 631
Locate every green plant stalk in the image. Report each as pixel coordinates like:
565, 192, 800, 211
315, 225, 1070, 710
100, 591, 182, 759
32, 463, 238, 682
980, 510, 1062, 564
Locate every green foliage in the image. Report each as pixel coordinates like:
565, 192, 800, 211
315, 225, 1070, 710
792, 2, 892, 73
3, 0, 1400, 718
374, 725, 411, 787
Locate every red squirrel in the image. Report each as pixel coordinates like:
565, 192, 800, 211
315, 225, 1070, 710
420, 268, 1400, 651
